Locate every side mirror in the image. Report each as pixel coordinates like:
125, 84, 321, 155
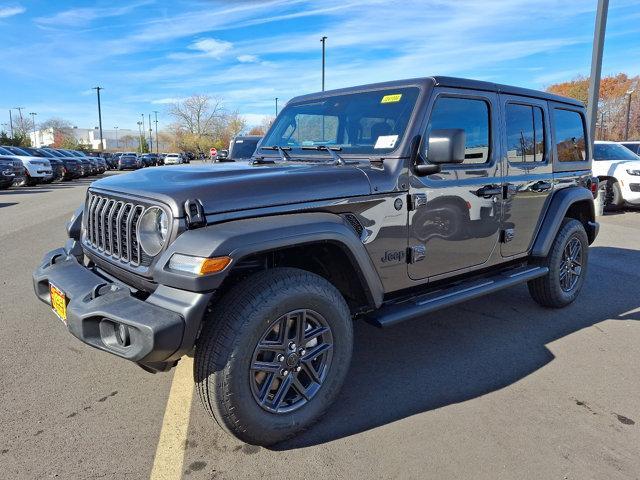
426, 128, 466, 164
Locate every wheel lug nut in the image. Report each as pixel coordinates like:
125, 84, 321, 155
296, 366, 301, 372
281, 369, 288, 376
277, 355, 285, 362
289, 342, 296, 350
300, 349, 306, 356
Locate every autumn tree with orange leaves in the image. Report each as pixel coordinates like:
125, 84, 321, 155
546, 73, 640, 141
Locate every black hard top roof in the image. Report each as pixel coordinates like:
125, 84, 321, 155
289, 76, 583, 108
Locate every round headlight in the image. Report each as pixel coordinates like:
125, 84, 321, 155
137, 206, 168, 256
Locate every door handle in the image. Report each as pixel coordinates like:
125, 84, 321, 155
530, 181, 552, 192
474, 185, 502, 198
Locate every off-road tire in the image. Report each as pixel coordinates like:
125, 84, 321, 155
528, 218, 588, 308
194, 267, 353, 446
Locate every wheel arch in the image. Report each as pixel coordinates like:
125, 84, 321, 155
153, 212, 385, 311
531, 186, 598, 257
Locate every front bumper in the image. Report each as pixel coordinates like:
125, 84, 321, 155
32, 242, 212, 371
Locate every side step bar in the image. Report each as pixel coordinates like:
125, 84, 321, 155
367, 266, 548, 328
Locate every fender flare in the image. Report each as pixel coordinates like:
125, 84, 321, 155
153, 212, 385, 307
530, 187, 597, 257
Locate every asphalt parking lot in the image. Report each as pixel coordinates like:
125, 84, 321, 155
1, 171, 639, 480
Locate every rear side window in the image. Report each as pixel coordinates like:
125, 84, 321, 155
505, 104, 545, 163
553, 109, 587, 162
426, 97, 490, 164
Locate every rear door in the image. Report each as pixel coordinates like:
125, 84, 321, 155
499, 95, 553, 257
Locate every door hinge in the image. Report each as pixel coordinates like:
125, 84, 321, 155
407, 245, 426, 263
500, 228, 515, 243
184, 199, 206, 229
407, 193, 427, 211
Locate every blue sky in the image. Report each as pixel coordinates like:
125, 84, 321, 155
0, 0, 639, 131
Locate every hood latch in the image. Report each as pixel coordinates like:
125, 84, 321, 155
184, 199, 206, 229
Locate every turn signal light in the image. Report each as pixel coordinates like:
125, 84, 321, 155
168, 254, 232, 275
200, 256, 232, 274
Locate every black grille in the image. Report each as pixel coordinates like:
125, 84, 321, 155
630, 183, 640, 193
84, 192, 147, 267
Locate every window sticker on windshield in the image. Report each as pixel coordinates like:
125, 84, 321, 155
235, 140, 244, 143
374, 135, 398, 149
381, 94, 402, 104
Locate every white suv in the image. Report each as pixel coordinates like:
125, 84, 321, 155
163, 153, 183, 165
593, 140, 640, 209
0, 145, 53, 186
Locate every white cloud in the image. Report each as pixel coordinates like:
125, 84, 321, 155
237, 54, 259, 63
189, 38, 232, 58
35, 1, 152, 27
0, 5, 25, 18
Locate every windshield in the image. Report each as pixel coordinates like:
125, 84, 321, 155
262, 87, 420, 156
594, 143, 640, 161
5, 146, 31, 156
0, 146, 14, 155
231, 138, 260, 159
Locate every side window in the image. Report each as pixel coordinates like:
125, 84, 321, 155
553, 109, 587, 162
505, 104, 545, 163
426, 97, 490, 164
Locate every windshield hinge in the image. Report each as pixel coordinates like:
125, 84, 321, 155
184, 199, 206, 229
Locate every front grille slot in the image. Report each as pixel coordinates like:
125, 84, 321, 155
84, 193, 150, 267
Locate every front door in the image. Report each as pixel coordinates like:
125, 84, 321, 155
408, 89, 503, 280
499, 95, 554, 257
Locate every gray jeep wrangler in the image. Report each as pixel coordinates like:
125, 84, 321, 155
33, 77, 598, 445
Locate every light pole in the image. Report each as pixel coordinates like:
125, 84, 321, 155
92, 87, 104, 151
153, 111, 159, 154
114, 126, 119, 149
141, 114, 146, 152
14, 107, 24, 135
148, 113, 153, 152
29, 112, 37, 146
275, 97, 278, 116
8, 110, 13, 137
624, 89, 634, 141
586, 0, 609, 147
320, 36, 327, 91
137, 121, 143, 153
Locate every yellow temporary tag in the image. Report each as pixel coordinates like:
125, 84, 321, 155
381, 94, 402, 104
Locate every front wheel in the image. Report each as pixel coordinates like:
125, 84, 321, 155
194, 268, 353, 446
528, 218, 588, 308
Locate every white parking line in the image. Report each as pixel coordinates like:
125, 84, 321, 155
150, 356, 194, 480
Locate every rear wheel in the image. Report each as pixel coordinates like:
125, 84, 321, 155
528, 218, 588, 308
194, 268, 353, 446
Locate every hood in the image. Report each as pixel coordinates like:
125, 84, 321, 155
592, 159, 640, 176
91, 162, 372, 217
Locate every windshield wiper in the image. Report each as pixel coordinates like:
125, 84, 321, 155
257, 145, 292, 163
300, 145, 345, 165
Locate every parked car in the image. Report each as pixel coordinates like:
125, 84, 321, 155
0, 145, 53, 186
117, 154, 139, 170
106, 153, 121, 170
223, 135, 262, 162
619, 141, 640, 155
0, 156, 19, 189
593, 140, 640, 210
33, 76, 598, 446
41, 148, 92, 177
139, 153, 158, 167
163, 153, 183, 165
64, 150, 103, 175
32, 148, 82, 180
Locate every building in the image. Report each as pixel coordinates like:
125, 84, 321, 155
30, 127, 147, 151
